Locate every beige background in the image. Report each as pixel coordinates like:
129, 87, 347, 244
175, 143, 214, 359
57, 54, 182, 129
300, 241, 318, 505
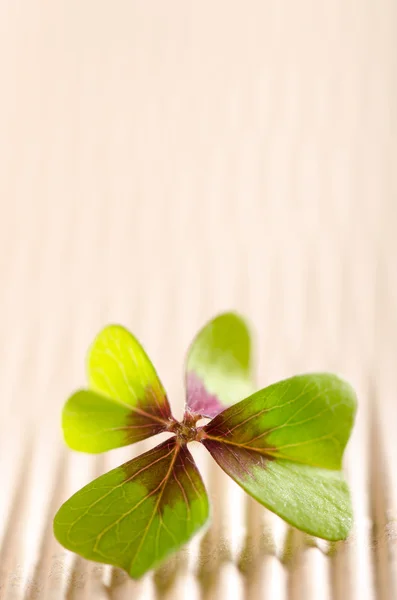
0, 1, 396, 598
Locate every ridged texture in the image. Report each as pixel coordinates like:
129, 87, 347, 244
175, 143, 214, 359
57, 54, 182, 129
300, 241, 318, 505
0, 1, 396, 598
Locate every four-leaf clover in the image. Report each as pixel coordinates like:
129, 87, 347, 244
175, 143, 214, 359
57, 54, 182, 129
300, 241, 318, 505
53, 313, 357, 579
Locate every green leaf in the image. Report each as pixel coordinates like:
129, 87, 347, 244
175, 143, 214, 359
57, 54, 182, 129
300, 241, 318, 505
62, 391, 171, 453
203, 440, 352, 540
62, 325, 175, 453
185, 312, 253, 418
202, 373, 357, 540
88, 325, 171, 418
53, 437, 209, 578
204, 373, 356, 469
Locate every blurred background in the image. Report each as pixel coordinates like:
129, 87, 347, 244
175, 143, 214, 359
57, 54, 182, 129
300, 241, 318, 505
0, 1, 396, 599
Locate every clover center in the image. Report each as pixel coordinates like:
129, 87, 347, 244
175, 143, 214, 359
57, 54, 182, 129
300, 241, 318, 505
175, 422, 197, 443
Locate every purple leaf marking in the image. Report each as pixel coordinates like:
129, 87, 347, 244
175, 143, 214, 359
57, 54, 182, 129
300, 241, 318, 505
185, 371, 226, 419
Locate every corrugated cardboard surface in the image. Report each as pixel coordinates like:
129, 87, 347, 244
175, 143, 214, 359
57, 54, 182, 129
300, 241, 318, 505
0, 1, 396, 598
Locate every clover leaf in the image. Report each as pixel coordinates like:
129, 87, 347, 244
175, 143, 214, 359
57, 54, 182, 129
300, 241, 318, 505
54, 313, 357, 578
